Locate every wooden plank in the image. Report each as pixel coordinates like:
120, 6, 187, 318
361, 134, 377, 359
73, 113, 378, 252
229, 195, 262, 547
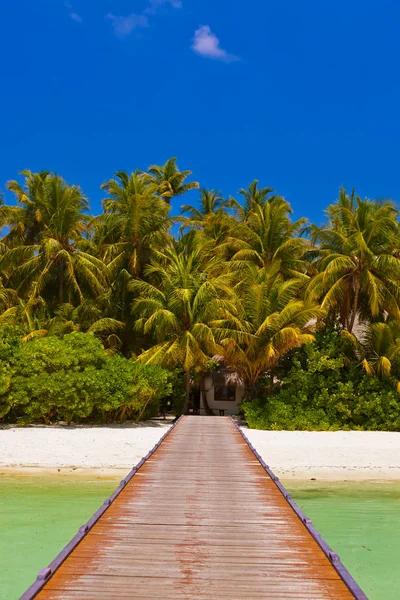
33, 416, 357, 599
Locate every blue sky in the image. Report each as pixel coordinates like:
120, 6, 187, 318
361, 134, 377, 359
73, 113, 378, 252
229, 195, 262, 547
1, 0, 399, 224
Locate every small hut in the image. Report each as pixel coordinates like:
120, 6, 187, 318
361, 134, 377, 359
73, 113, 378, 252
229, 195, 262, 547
199, 359, 245, 416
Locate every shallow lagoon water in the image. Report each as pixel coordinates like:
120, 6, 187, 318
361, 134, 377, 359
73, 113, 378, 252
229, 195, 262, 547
0, 476, 399, 599
287, 481, 400, 600
0, 475, 117, 600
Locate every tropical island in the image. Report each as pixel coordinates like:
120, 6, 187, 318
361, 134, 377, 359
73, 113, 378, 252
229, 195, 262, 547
1, 158, 400, 432
1, 159, 400, 600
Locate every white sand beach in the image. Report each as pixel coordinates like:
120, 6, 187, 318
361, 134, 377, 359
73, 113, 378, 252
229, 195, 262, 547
1, 421, 400, 481
0, 422, 171, 476
243, 428, 400, 481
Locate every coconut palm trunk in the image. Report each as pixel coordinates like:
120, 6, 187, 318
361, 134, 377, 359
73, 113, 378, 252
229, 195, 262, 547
182, 368, 191, 415
59, 261, 64, 305
200, 372, 214, 415
348, 280, 360, 333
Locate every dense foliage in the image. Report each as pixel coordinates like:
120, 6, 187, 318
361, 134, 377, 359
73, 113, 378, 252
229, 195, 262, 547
0, 328, 173, 424
1, 158, 400, 428
242, 331, 400, 431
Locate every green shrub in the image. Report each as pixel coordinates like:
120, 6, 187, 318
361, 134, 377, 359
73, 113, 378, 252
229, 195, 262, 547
0, 363, 12, 418
0, 331, 172, 424
0, 325, 23, 418
243, 330, 400, 431
162, 368, 186, 415
0, 324, 23, 363
5, 333, 108, 423
97, 357, 172, 422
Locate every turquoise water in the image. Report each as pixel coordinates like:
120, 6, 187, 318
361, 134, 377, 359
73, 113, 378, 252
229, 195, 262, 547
0, 475, 117, 600
287, 481, 400, 600
0, 476, 399, 599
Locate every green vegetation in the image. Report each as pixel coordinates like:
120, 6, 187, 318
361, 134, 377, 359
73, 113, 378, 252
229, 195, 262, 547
243, 331, 400, 430
1, 159, 400, 427
0, 328, 173, 423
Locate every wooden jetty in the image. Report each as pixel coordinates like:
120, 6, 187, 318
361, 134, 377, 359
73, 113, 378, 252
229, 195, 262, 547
21, 416, 367, 599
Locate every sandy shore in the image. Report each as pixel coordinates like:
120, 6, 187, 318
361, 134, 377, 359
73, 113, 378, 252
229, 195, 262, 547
1, 422, 400, 481
243, 428, 400, 481
0, 422, 171, 475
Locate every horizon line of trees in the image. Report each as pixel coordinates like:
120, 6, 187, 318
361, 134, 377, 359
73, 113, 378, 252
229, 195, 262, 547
2, 157, 400, 424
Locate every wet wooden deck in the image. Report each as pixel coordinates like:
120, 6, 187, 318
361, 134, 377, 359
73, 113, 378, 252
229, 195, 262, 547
32, 416, 358, 599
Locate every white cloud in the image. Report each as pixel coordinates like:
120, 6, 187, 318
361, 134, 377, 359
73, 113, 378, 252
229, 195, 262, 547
191, 25, 239, 62
64, 2, 82, 23
146, 0, 182, 12
69, 12, 83, 23
107, 13, 149, 38
107, 0, 180, 39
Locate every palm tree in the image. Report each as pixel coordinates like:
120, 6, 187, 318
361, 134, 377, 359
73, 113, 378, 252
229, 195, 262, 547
342, 321, 400, 390
1, 294, 50, 340
0, 278, 20, 325
47, 302, 123, 345
308, 188, 400, 332
132, 233, 235, 413
1, 172, 107, 306
215, 264, 325, 399
97, 171, 171, 278
180, 188, 233, 249
145, 157, 199, 204
229, 180, 276, 222
0, 170, 50, 246
227, 196, 310, 280
181, 188, 228, 220
93, 171, 172, 354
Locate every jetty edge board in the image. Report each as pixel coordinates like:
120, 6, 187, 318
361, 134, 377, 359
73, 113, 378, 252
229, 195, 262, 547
19, 415, 368, 599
